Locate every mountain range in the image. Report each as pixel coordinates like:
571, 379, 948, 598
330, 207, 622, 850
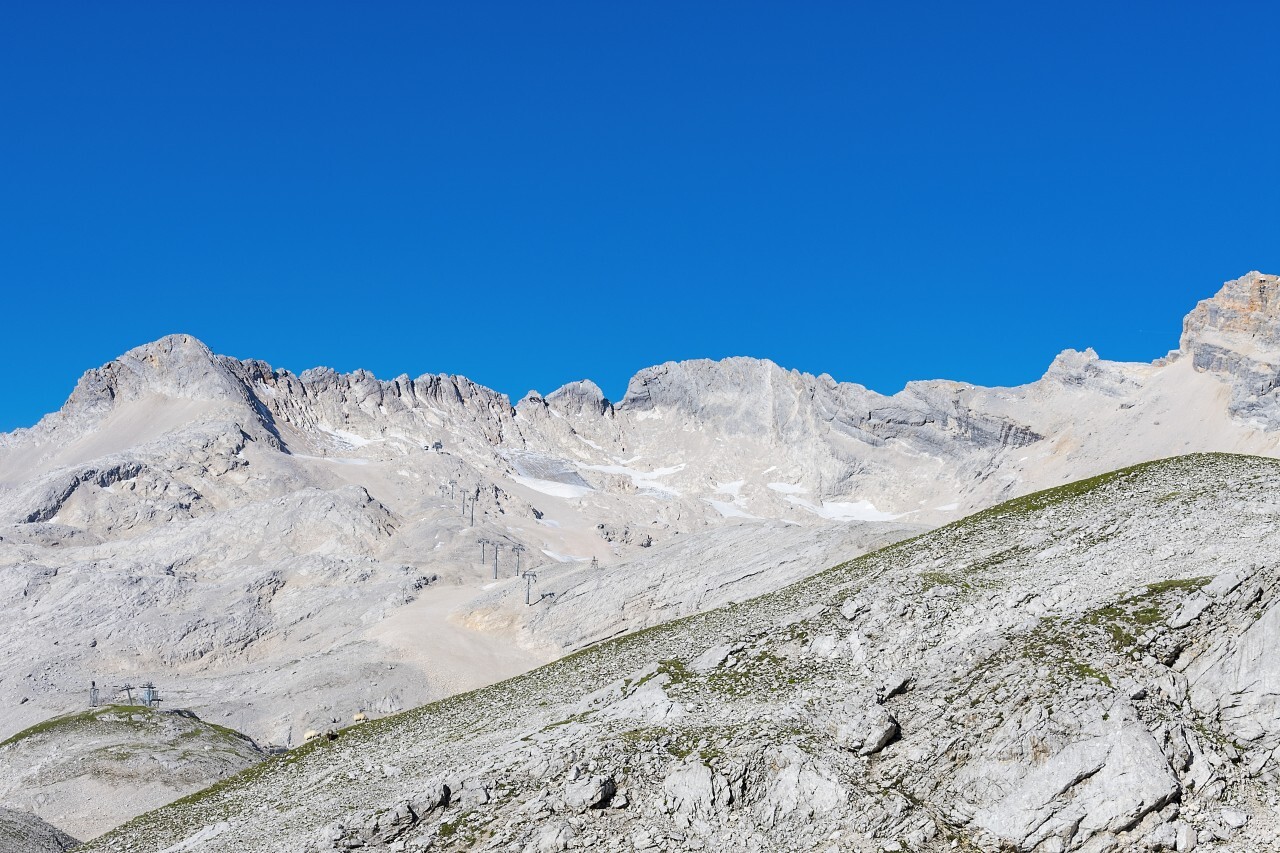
3, 270, 1280, 850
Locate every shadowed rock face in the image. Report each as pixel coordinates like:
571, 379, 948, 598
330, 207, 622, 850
0, 808, 77, 853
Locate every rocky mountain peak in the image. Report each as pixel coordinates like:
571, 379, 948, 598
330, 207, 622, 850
62, 334, 243, 413
49, 330, 252, 425
1177, 272, 1280, 421
1181, 271, 1280, 356
619, 357, 832, 413
544, 379, 613, 417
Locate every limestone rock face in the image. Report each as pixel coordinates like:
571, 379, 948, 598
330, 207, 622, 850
562, 773, 615, 810
663, 761, 735, 825
62, 334, 247, 412
954, 703, 1179, 850
1186, 583, 1280, 751
1180, 270, 1280, 422
543, 379, 614, 418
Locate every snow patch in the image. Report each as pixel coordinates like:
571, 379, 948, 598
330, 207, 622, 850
714, 480, 745, 499
511, 475, 593, 499
580, 462, 685, 497
317, 426, 379, 448
768, 482, 807, 494
704, 499, 758, 520
784, 495, 900, 521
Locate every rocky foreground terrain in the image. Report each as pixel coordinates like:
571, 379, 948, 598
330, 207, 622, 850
4, 271, 1280, 844
76, 453, 1280, 852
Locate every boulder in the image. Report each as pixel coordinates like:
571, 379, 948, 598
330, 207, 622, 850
563, 774, 616, 810
828, 697, 899, 756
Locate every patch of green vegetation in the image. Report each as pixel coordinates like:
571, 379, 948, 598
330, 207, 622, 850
943, 453, 1264, 536
618, 726, 691, 758
656, 658, 691, 685
174, 717, 260, 749
540, 711, 592, 733
0, 705, 158, 748
972, 617, 1113, 690
920, 570, 965, 590
618, 725, 733, 763
667, 740, 694, 759
966, 545, 1030, 575
1, 710, 96, 748
1145, 577, 1212, 596
1068, 662, 1112, 687
919, 546, 1029, 593
436, 807, 494, 849
619, 726, 665, 743
1, 705, 258, 755
964, 465, 1133, 522
706, 649, 788, 696
1085, 576, 1211, 651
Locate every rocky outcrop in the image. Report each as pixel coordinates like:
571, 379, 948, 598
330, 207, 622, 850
0, 335, 287, 454
826, 695, 899, 756
239, 362, 523, 449
544, 380, 614, 418
618, 357, 1040, 455
1184, 568, 1280, 752
1180, 270, 1280, 424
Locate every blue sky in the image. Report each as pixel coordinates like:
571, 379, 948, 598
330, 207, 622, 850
2, 2, 1277, 431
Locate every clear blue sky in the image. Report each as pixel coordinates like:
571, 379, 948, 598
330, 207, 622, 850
2, 2, 1277, 431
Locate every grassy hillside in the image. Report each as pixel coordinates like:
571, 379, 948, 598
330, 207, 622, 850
0, 705, 263, 841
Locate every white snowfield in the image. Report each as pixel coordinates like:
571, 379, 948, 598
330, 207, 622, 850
2, 271, 1280, 844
